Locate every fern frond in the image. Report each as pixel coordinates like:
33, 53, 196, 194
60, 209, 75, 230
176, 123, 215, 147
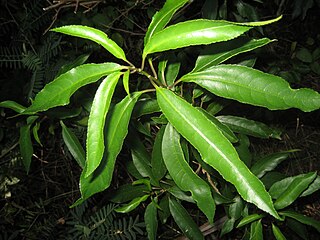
0, 46, 23, 69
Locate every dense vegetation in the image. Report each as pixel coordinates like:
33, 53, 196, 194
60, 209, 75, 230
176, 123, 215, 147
1, 0, 320, 239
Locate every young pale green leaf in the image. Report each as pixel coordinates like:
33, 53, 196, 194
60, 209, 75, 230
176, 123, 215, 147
250, 220, 263, 240
272, 224, 287, 240
181, 65, 320, 112
280, 210, 320, 232
269, 173, 316, 199
0, 100, 26, 113
162, 124, 215, 223
237, 214, 264, 228
122, 70, 130, 95
19, 124, 33, 173
52, 25, 128, 63
85, 72, 122, 177
216, 115, 281, 139
145, 201, 158, 240
274, 172, 317, 210
143, 20, 252, 59
144, 0, 189, 45
156, 88, 280, 219
151, 126, 167, 181
193, 37, 273, 72
72, 92, 143, 206
251, 151, 296, 178
235, 15, 282, 26
169, 198, 204, 240
23, 63, 124, 115
115, 195, 149, 213
60, 121, 85, 168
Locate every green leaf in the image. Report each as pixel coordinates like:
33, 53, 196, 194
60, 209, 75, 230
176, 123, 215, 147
216, 115, 281, 139
274, 172, 317, 210
143, 20, 252, 59
132, 98, 161, 118
60, 121, 85, 168
169, 198, 204, 240
280, 210, 320, 232
32, 122, 42, 146
234, 15, 282, 26
57, 53, 90, 77
85, 72, 122, 177
166, 185, 195, 203
151, 126, 167, 181
237, 214, 264, 228
73, 92, 143, 206
162, 124, 215, 222
193, 37, 273, 72
52, 25, 128, 63
108, 184, 149, 203
250, 220, 263, 240
220, 218, 236, 236
115, 194, 149, 213
0, 100, 26, 113
272, 223, 287, 240
145, 201, 158, 240
19, 124, 33, 173
251, 151, 296, 178
181, 65, 320, 112
301, 175, 320, 197
156, 88, 280, 219
123, 70, 130, 95
235, 134, 252, 167
296, 48, 313, 63
144, 0, 189, 45
23, 63, 124, 114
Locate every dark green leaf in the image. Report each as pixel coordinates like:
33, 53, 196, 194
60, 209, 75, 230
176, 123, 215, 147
32, 122, 42, 146
115, 195, 149, 213
237, 214, 264, 228
19, 124, 33, 173
169, 198, 204, 240
301, 175, 320, 197
280, 210, 320, 232
145, 201, 158, 240
57, 54, 90, 76
162, 124, 215, 222
272, 223, 287, 240
132, 98, 161, 118
250, 220, 263, 240
156, 88, 280, 219
181, 65, 320, 112
0, 100, 26, 113
60, 121, 85, 168
235, 134, 252, 167
85, 72, 122, 177
23, 63, 124, 114
108, 184, 149, 203
151, 126, 167, 181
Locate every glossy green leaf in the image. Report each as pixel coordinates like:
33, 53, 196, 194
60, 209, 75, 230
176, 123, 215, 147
221, 196, 244, 235
193, 37, 273, 72
145, 201, 158, 240
19, 124, 33, 173
132, 98, 161, 118
143, 20, 252, 59
0, 100, 26, 113
162, 124, 215, 222
166, 59, 181, 86
123, 69, 130, 95
234, 15, 282, 26
151, 126, 167, 181
301, 175, 320, 197
32, 122, 42, 146
216, 115, 281, 139
166, 185, 195, 203
181, 65, 320, 112
156, 88, 280, 219
60, 121, 85, 168
85, 72, 122, 177
115, 195, 149, 213
250, 220, 263, 240
144, 0, 189, 45
280, 210, 320, 232
235, 134, 252, 167
57, 53, 90, 77
52, 25, 128, 62
220, 218, 236, 236
237, 214, 264, 228
272, 224, 287, 240
274, 172, 317, 209
108, 184, 149, 203
23, 63, 124, 115
72, 92, 143, 206
251, 151, 295, 178
158, 195, 170, 224
269, 172, 316, 199
169, 198, 204, 240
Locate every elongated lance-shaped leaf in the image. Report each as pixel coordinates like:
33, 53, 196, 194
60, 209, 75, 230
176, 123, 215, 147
85, 72, 122, 177
237, 214, 264, 228
52, 26, 128, 63
144, 0, 189, 45
274, 172, 317, 210
280, 210, 320, 232
181, 65, 320, 112
23, 63, 124, 115
72, 92, 143, 206
162, 124, 215, 222
169, 198, 204, 240
233, 15, 282, 27
145, 201, 158, 240
60, 121, 85, 168
216, 115, 281, 139
151, 126, 167, 181
156, 88, 280, 219
19, 124, 33, 174
115, 195, 149, 213
250, 220, 263, 240
272, 224, 287, 240
193, 37, 274, 72
0, 100, 26, 113
143, 20, 252, 59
